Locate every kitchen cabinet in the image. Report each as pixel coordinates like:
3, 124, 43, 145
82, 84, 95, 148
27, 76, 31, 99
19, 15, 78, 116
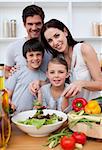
0, 0, 102, 63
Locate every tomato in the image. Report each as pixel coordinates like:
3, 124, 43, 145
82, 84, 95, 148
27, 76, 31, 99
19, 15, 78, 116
72, 132, 87, 144
60, 136, 75, 150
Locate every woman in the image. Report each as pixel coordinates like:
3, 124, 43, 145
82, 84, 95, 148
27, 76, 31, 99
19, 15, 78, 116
30, 19, 102, 101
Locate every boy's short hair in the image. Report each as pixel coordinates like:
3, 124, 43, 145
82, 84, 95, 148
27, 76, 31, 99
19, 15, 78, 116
22, 5, 45, 24
23, 38, 45, 58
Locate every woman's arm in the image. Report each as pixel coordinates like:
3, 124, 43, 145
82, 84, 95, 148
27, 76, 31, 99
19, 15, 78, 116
81, 42, 102, 90
61, 97, 69, 111
62, 43, 102, 98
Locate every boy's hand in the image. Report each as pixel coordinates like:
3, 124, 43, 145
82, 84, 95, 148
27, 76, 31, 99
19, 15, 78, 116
9, 99, 16, 114
29, 80, 41, 96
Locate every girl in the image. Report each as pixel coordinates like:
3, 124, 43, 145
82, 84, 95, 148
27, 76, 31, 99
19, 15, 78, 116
37, 57, 69, 112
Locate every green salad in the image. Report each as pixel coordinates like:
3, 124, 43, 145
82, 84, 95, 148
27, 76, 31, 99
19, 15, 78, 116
18, 109, 63, 129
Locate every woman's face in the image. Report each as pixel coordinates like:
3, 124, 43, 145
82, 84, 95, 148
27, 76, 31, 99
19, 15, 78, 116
44, 27, 68, 53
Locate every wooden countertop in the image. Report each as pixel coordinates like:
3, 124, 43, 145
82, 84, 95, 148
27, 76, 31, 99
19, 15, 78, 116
7, 123, 102, 150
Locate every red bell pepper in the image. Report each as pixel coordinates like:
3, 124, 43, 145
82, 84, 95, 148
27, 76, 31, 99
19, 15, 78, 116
72, 132, 87, 144
72, 98, 87, 112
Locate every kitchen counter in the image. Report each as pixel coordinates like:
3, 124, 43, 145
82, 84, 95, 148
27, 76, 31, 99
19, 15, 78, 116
7, 123, 102, 150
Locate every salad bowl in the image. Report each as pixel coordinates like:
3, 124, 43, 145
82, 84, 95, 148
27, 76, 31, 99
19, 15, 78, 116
11, 109, 67, 137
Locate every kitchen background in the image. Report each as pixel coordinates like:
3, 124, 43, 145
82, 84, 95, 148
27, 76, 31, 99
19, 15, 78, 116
0, 0, 102, 64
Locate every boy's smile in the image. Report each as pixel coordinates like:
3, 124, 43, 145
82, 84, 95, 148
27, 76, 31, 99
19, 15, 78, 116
26, 51, 43, 70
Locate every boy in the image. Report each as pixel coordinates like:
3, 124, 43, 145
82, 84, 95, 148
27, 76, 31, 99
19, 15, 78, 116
5, 38, 46, 114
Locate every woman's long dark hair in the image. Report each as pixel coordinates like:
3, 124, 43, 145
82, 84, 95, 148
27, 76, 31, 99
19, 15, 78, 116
41, 19, 83, 57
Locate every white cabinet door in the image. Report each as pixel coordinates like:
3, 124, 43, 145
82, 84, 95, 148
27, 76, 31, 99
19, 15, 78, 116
0, 0, 102, 63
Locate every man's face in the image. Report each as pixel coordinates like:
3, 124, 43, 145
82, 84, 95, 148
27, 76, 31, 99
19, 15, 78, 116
24, 15, 43, 39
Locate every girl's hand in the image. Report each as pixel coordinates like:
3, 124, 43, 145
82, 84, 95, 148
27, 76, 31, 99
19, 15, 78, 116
29, 80, 41, 96
62, 80, 84, 98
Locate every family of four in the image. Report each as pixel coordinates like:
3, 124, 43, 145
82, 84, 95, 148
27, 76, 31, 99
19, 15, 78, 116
5, 5, 102, 114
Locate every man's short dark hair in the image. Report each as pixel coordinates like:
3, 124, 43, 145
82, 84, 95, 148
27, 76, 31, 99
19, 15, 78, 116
22, 5, 45, 24
23, 38, 45, 58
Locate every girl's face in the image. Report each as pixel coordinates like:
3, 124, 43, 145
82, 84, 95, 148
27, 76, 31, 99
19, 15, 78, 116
46, 62, 68, 87
26, 51, 43, 70
44, 27, 68, 53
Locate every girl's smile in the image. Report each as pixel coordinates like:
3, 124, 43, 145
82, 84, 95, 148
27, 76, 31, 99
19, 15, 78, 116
46, 62, 68, 87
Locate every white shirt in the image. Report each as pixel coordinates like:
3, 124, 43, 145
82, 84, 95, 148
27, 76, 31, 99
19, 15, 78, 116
70, 43, 100, 100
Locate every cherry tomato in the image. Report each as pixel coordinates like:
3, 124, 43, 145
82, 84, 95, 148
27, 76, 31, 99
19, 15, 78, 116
72, 132, 87, 144
60, 136, 75, 150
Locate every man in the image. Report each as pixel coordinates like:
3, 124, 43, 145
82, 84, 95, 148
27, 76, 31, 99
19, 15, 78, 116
5, 5, 51, 78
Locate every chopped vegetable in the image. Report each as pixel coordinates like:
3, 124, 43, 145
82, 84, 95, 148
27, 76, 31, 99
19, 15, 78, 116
72, 98, 87, 112
20, 118, 46, 129
33, 100, 42, 107
84, 100, 101, 114
68, 110, 102, 128
18, 110, 62, 129
33, 100, 47, 110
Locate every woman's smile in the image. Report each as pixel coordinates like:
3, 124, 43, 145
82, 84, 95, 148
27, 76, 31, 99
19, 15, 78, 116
44, 27, 68, 53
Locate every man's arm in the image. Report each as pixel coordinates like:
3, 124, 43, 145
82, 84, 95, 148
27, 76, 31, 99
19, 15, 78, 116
5, 65, 19, 79
5, 65, 12, 79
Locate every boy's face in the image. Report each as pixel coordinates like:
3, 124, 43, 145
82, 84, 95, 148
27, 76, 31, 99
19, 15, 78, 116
24, 15, 43, 39
46, 62, 68, 87
26, 51, 43, 70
